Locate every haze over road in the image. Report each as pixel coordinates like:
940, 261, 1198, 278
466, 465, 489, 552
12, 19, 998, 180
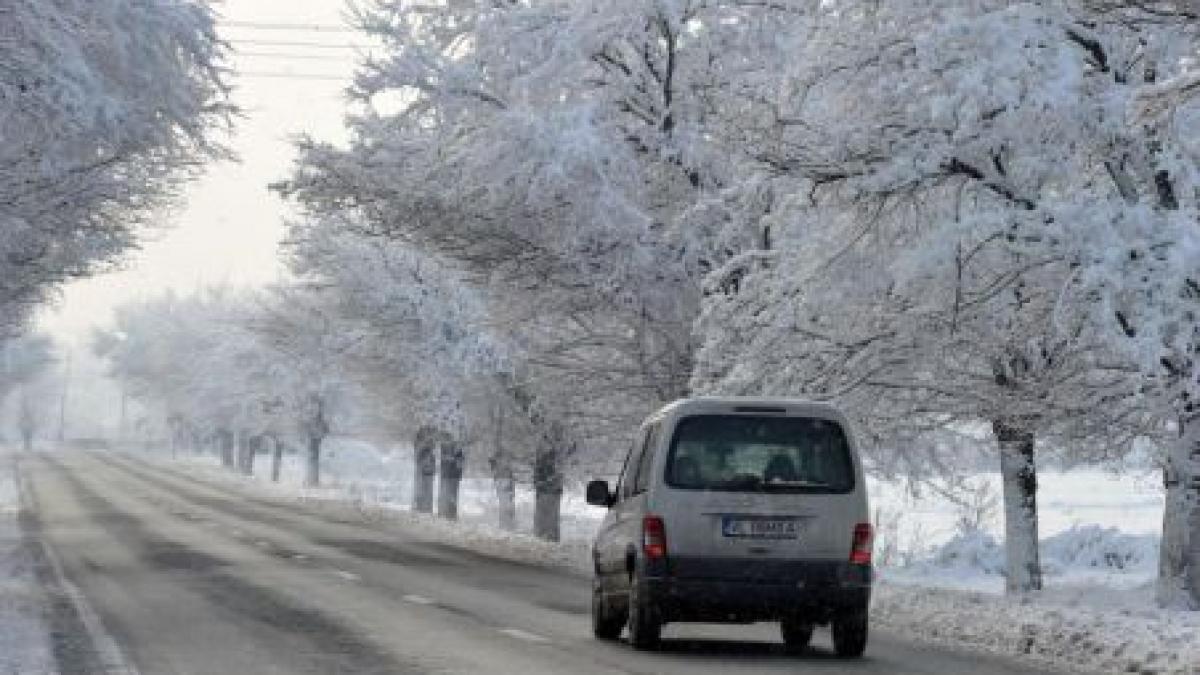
19, 452, 1059, 675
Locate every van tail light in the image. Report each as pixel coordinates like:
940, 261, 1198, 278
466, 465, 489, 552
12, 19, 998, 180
643, 516, 668, 560
850, 523, 873, 565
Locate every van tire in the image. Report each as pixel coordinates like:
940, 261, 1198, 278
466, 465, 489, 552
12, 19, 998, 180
780, 619, 814, 653
831, 610, 868, 658
626, 575, 661, 650
592, 583, 625, 640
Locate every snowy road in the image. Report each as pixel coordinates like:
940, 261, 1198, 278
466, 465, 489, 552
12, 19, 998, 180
19, 452, 1063, 675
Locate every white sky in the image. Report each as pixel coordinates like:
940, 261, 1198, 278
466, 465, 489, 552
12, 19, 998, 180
36, 0, 362, 344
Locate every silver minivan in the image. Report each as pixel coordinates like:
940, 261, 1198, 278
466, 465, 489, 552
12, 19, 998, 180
586, 397, 872, 657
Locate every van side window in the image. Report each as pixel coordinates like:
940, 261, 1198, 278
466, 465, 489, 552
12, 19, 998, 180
631, 423, 659, 495
615, 432, 644, 502
619, 427, 652, 501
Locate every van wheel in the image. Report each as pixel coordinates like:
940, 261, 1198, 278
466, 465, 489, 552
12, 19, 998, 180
626, 574, 661, 650
592, 582, 625, 640
831, 610, 868, 658
780, 618, 814, 654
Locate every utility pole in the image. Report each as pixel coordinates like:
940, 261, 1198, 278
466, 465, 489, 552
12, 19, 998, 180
57, 351, 71, 445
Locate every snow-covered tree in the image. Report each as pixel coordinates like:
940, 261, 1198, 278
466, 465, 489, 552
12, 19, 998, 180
97, 291, 256, 461
1067, 0, 1200, 610
2, 333, 56, 450
1, 333, 54, 400
1, 0, 231, 336
97, 287, 359, 485
693, 0, 1197, 600
277, 0, 825, 537
283, 216, 530, 523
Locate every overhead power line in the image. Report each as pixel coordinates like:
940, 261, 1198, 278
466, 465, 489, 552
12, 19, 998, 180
223, 20, 360, 34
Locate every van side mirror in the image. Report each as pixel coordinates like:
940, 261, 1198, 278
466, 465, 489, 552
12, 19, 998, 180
586, 479, 614, 507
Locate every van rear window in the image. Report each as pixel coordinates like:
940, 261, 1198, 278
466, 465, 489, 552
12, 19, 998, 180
664, 415, 855, 494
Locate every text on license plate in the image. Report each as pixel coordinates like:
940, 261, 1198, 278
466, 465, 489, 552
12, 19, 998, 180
721, 517, 799, 539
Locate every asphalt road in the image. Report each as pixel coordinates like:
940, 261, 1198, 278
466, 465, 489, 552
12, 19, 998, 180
18, 451, 1062, 675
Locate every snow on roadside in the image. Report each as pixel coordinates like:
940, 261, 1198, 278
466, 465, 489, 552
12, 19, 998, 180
876, 527, 1198, 673
0, 449, 56, 675
873, 582, 1200, 675
884, 525, 1161, 594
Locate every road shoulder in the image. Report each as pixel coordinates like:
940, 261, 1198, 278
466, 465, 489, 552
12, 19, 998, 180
7, 450, 139, 675
1, 449, 57, 674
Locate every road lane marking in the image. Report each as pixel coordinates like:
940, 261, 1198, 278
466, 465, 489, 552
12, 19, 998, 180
16, 459, 142, 675
497, 628, 551, 644
402, 594, 436, 605
331, 569, 361, 581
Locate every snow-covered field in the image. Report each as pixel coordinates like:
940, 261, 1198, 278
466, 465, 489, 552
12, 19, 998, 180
873, 469, 1164, 593
0, 450, 55, 674
162, 440, 1198, 674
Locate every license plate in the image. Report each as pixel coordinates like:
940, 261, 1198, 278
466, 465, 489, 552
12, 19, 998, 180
721, 517, 799, 539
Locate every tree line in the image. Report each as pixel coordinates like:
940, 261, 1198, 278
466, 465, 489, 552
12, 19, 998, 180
276, 0, 1200, 608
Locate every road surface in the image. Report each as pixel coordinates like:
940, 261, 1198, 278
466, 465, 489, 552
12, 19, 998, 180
18, 451, 1061, 675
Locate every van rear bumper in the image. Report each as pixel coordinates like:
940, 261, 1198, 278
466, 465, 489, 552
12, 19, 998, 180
645, 558, 871, 623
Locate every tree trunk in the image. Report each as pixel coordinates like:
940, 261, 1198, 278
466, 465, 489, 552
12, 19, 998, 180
993, 420, 1042, 593
496, 376, 569, 540
490, 448, 517, 533
218, 429, 234, 469
533, 429, 565, 542
412, 426, 438, 514
236, 431, 254, 476
304, 434, 322, 488
301, 394, 330, 489
489, 407, 517, 531
270, 436, 284, 483
494, 472, 517, 532
21, 430, 32, 452
1157, 418, 1200, 609
249, 435, 260, 475
250, 435, 259, 475
534, 484, 563, 542
437, 435, 465, 521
